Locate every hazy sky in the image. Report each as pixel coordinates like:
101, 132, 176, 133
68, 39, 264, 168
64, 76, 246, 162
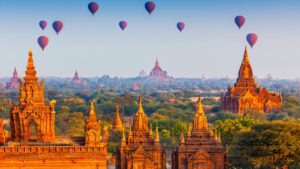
0, 0, 299, 78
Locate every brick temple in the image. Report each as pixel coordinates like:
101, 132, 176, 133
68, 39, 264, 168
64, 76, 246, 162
0, 50, 107, 169
221, 47, 282, 114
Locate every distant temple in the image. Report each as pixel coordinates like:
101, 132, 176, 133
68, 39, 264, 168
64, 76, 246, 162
221, 47, 282, 114
0, 50, 107, 169
132, 82, 139, 91
139, 69, 147, 77
6, 67, 21, 89
148, 58, 170, 81
112, 104, 123, 132
116, 96, 167, 169
71, 70, 87, 86
172, 97, 228, 169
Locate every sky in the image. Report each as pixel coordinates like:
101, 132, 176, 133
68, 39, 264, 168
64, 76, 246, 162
0, 0, 299, 79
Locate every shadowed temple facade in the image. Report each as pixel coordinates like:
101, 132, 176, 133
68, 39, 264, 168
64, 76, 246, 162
172, 97, 228, 169
0, 50, 107, 169
116, 96, 167, 169
221, 47, 282, 114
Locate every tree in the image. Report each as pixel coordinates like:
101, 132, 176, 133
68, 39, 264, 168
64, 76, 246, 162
232, 120, 300, 168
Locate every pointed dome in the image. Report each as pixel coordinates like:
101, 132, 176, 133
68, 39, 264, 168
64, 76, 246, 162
132, 96, 149, 131
192, 96, 208, 131
113, 104, 123, 131
238, 47, 254, 80
24, 49, 38, 83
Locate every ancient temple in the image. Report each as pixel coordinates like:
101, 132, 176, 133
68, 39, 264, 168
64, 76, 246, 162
71, 70, 87, 85
0, 50, 107, 169
221, 47, 282, 114
148, 58, 170, 81
6, 67, 21, 89
172, 97, 228, 169
10, 50, 55, 143
116, 96, 166, 169
112, 104, 123, 132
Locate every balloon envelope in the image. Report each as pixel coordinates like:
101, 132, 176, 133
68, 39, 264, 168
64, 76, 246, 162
88, 2, 99, 15
119, 21, 127, 31
235, 16, 245, 29
145, 1, 155, 15
39, 20, 47, 30
177, 22, 185, 32
246, 33, 258, 48
37, 36, 49, 51
52, 21, 63, 35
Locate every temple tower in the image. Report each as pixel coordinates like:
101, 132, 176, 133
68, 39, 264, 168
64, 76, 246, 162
6, 67, 21, 89
10, 50, 56, 143
85, 101, 102, 146
112, 104, 123, 132
221, 47, 282, 114
172, 97, 228, 169
116, 96, 166, 169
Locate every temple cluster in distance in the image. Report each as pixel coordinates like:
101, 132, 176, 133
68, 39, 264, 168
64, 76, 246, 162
221, 47, 282, 114
147, 58, 171, 81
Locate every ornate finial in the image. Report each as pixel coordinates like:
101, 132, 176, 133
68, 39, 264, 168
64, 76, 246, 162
187, 124, 191, 137
149, 119, 153, 137
137, 95, 144, 113
155, 122, 160, 142
155, 57, 159, 67
179, 131, 185, 145
196, 96, 204, 114
121, 127, 126, 143
27, 49, 34, 66
90, 100, 95, 114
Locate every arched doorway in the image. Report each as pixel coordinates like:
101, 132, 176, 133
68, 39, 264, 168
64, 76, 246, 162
27, 121, 38, 142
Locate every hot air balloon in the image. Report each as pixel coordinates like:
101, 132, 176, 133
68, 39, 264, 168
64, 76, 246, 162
145, 1, 155, 15
52, 21, 63, 35
88, 2, 99, 15
246, 33, 258, 48
37, 36, 49, 51
234, 16, 245, 29
119, 21, 127, 31
39, 20, 47, 30
177, 22, 185, 32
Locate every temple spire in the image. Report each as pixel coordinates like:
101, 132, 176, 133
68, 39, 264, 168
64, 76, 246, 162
24, 49, 38, 83
179, 132, 185, 145
113, 104, 123, 131
193, 96, 208, 131
155, 122, 160, 143
238, 46, 254, 80
13, 67, 18, 77
155, 57, 159, 67
121, 127, 126, 147
149, 120, 153, 137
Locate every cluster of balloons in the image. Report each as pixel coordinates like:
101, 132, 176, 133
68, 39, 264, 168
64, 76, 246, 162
234, 15, 258, 48
37, 20, 64, 51
87, 1, 185, 32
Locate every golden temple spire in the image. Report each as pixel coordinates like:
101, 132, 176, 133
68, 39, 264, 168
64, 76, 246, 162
132, 96, 149, 131
121, 127, 126, 147
179, 131, 185, 145
113, 104, 123, 131
149, 120, 153, 137
238, 46, 254, 80
155, 122, 160, 142
90, 101, 95, 115
193, 96, 208, 131
24, 49, 38, 83
187, 124, 191, 138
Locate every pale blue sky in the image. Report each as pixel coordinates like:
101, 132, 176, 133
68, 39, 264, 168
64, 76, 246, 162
0, 0, 299, 78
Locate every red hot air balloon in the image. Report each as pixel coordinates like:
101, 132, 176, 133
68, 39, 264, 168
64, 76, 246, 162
235, 16, 246, 29
177, 22, 185, 32
246, 33, 258, 48
52, 21, 63, 35
37, 36, 49, 51
39, 20, 47, 30
145, 1, 155, 15
88, 2, 99, 15
119, 21, 127, 31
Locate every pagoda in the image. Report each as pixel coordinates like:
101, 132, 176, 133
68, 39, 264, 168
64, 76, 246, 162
72, 70, 81, 84
112, 104, 123, 132
172, 97, 228, 169
6, 67, 21, 89
10, 50, 55, 143
221, 47, 282, 114
116, 96, 167, 169
148, 58, 170, 81
0, 50, 107, 169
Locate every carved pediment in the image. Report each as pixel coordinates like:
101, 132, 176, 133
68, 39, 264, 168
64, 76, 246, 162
188, 148, 210, 162
129, 144, 153, 160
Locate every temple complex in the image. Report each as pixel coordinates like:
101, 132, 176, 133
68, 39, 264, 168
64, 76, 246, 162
221, 47, 282, 114
116, 96, 166, 169
0, 50, 107, 169
172, 97, 228, 169
112, 104, 123, 132
148, 58, 170, 81
6, 67, 21, 89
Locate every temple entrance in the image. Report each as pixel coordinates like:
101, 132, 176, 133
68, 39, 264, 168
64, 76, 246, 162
27, 121, 38, 142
